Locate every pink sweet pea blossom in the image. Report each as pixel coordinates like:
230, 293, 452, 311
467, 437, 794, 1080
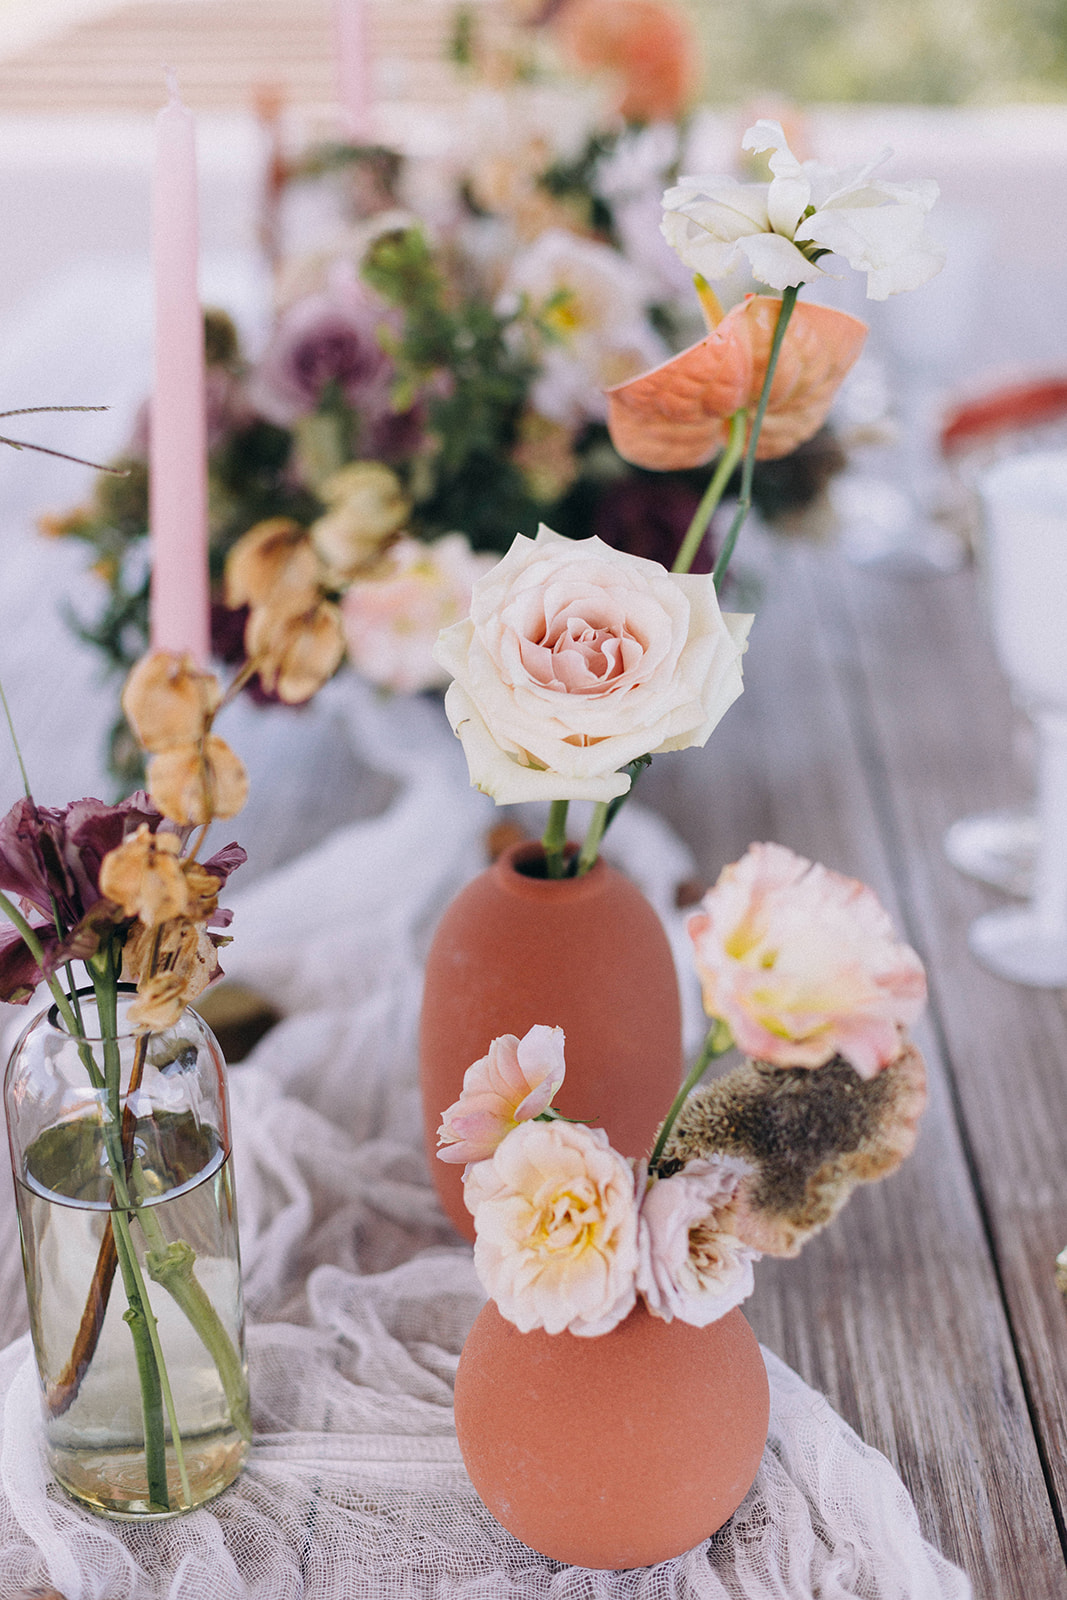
436, 1024, 566, 1165
688, 842, 926, 1077
637, 1157, 759, 1325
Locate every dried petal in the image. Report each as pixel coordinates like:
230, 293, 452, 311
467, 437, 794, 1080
147, 737, 249, 826
224, 517, 322, 617
246, 600, 346, 704
310, 462, 411, 584
122, 651, 221, 753
98, 825, 189, 926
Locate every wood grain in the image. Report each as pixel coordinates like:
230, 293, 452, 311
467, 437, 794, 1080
645, 539, 1067, 1596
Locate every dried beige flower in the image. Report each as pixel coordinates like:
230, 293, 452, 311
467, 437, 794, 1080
98, 825, 189, 926
147, 736, 249, 826
122, 651, 221, 753
224, 517, 322, 617
310, 462, 411, 584
245, 600, 346, 703
124, 918, 223, 1030
659, 1041, 927, 1257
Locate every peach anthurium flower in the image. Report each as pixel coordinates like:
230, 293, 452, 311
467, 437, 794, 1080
687, 842, 927, 1078
464, 1119, 639, 1336
437, 1023, 567, 1165
605, 294, 867, 470
637, 1156, 759, 1326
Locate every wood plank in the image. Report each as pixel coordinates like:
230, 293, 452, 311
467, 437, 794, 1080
645, 539, 1066, 1594
833, 551, 1067, 1553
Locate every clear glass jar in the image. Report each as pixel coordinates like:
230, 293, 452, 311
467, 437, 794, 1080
4, 991, 250, 1519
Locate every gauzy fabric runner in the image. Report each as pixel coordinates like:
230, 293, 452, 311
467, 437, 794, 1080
0, 679, 973, 1600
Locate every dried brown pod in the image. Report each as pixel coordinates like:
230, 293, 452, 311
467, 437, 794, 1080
659, 1041, 927, 1257
147, 736, 249, 825
224, 517, 322, 617
122, 650, 221, 753
245, 600, 346, 703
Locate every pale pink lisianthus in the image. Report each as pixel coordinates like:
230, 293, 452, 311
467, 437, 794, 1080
341, 535, 497, 695
688, 842, 927, 1077
464, 1120, 638, 1337
637, 1157, 759, 1326
436, 1024, 566, 1166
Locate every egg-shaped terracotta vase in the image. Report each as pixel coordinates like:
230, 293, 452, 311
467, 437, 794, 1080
454, 1300, 769, 1570
419, 841, 683, 1238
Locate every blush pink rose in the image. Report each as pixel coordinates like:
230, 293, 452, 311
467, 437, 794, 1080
464, 1120, 639, 1337
688, 842, 927, 1077
436, 1024, 566, 1166
637, 1157, 759, 1326
434, 524, 752, 804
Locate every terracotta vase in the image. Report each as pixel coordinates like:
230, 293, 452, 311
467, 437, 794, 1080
454, 1300, 770, 1570
419, 841, 683, 1238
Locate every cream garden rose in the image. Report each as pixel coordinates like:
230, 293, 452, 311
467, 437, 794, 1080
687, 841, 927, 1077
434, 525, 752, 804
464, 1119, 639, 1337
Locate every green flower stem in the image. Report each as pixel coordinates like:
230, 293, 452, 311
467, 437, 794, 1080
0, 894, 103, 1088
712, 285, 799, 595
146, 1239, 251, 1442
647, 1018, 734, 1171
576, 802, 609, 877
671, 408, 748, 576
542, 799, 569, 879
109, 1207, 170, 1511
89, 963, 190, 1507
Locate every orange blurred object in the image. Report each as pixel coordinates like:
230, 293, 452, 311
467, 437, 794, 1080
606, 295, 868, 469
552, 0, 701, 123
940, 378, 1067, 455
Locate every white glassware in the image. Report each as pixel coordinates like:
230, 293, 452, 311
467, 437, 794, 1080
967, 451, 1067, 984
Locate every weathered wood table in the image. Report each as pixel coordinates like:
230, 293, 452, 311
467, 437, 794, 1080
640, 536, 1067, 1597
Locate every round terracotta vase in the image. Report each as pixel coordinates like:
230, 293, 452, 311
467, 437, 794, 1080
454, 1300, 769, 1570
419, 841, 683, 1238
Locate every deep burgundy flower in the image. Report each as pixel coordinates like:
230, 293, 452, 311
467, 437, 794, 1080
591, 474, 712, 573
250, 281, 397, 427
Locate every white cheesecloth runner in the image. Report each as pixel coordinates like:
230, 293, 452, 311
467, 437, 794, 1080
0, 678, 973, 1600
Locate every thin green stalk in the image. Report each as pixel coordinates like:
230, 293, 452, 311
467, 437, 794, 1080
671, 409, 748, 576
0, 893, 102, 1084
647, 1019, 734, 1171
109, 1209, 170, 1510
0, 676, 32, 800
146, 1239, 250, 1441
712, 285, 799, 594
90, 960, 189, 1506
576, 802, 609, 877
541, 799, 569, 879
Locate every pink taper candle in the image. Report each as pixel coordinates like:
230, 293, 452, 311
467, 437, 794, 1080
149, 69, 210, 664
335, 0, 373, 141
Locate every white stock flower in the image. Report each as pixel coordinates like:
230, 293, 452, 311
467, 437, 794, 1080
465, 1120, 639, 1337
661, 119, 944, 301
434, 525, 752, 805
637, 1158, 759, 1326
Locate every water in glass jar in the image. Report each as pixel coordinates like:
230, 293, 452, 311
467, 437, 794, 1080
14, 1109, 250, 1518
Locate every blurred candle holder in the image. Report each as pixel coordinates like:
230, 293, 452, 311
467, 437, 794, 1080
964, 451, 1067, 985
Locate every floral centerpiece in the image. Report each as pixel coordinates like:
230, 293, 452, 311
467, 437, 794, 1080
0, 648, 255, 1517
443, 842, 930, 1566
43, 7, 866, 785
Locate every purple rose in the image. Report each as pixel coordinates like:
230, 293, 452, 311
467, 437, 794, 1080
250, 282, 397, 426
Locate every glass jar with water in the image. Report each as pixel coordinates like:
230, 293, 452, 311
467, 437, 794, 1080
4, 991, 249, 1518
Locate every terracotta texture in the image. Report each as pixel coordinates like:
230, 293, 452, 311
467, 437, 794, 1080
454, 1300, 770, 1570
419, 841, 683, 1237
